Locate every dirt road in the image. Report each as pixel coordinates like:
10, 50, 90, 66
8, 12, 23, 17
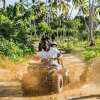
0, 42, 100, 100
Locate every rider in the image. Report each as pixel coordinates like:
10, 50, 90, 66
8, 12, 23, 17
51, 33, 55, 42
41, 35, 45, 42
51, 41, 57, 48
36, 40, 67, 77
38, 41, 61, 61
38, 40, 64, 67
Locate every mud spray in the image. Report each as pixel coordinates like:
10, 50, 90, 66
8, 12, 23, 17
0, 57, 28, 82
0, 55, 100, 95
87, 57, 100, 85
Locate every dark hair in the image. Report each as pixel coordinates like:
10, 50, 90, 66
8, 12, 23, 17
42, 41, 48, 47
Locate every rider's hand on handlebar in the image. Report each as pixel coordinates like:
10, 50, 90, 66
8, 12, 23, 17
53, 57, 60, 60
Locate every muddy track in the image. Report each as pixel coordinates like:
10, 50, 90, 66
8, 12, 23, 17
0, 42, 100, 100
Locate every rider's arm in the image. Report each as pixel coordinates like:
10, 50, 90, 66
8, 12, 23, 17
54, 52, 62, 60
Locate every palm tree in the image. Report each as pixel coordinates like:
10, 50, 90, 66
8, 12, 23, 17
58, 0, 71, 46
31, 0, 45, 22
2, 0, 5, 9
18, 0, 29, 14
77, 0, 89, 31
70, 0, 79, 16
77, 0, 89, 16
94, 0, 100, 19
31, 0, 45, 37
47, 0, 56, 22
48, 0, 71, 23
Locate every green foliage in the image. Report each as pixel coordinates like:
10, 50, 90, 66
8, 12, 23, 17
95, 30, 100, 37
82, 51, 96, 60
65, 45, 75, 53
13, 2, 20, 17
58, 28, 65, 32
82, 30, 87, 41
6, 5, 14, 20
64, 19, 82, 37
65, 19, 82, 29
50, 19, 59, 29
0, 38, 23, 60
0, 14, 35, 60
36, 20, 48, 35
0, 9, 7, 17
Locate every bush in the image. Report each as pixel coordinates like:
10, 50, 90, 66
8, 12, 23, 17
0, 38, 23, 60
0, 15, 35, 60
95, 30, 100, 37
82, 51, 96, 60
65, 45, 75, 53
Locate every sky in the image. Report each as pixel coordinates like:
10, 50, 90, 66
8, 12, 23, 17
0, 0, 78, 19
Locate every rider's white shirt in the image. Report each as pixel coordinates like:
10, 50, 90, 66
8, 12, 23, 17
38, 47, 60, 59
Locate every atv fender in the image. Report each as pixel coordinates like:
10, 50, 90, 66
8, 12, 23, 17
51, 65, 63, 77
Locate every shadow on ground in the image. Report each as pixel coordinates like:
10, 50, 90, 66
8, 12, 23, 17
68, 94, 100, 100
0, 85, 22, 97
0, 84, 52, 97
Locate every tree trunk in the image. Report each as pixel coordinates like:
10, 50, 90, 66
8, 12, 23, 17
87, 26, 89, 52
56, 0, 58, 41
93, 25, 97, 56
68, 30, 69, 47
51, 0, 53, 22
33, 16, 37, 38
3, 0, 6, 9
62, 9, 64, 47
74, 26, 75, 47
63, 30, 64, 47
89, 0, 92, 43
57, 28, 58, 42
49, 7, 50, 27
45, 0, 47, 22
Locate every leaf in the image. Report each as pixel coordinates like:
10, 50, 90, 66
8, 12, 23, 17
20, 0, 23, 3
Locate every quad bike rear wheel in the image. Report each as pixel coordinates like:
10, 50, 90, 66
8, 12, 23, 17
52, 74, 63, 93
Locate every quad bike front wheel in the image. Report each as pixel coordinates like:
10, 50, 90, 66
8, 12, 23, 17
52, 74, 63, 93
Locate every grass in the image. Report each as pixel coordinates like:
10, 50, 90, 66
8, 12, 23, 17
32, 37, 40, 42
13, 85, 21, 88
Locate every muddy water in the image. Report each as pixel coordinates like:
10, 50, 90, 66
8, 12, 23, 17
0, 42, 100, 100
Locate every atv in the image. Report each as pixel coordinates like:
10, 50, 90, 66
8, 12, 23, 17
21, 58, 69, 95
38, 42, 42, 51
38, 40, 51, 51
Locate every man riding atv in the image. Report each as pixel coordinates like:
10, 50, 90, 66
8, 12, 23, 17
21, 40, 69, 95
39, 35, 50, 51
38, 40, 68, 81
38, 41, 65, 68
38, 41, 61, 62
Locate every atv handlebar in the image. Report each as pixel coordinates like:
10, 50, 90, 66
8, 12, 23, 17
50, 57, 60, 60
